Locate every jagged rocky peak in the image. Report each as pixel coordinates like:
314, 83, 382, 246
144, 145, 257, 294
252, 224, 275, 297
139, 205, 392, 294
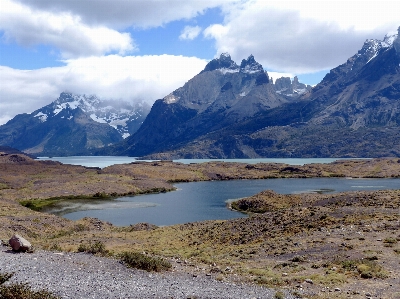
240, 54, 264, 74
201, 53, 239, 73
50, 92, 102, 116
274, 77, 292, 91
274, 76, 311, 97
357, 29, 399, 62
201, 53, 266, 75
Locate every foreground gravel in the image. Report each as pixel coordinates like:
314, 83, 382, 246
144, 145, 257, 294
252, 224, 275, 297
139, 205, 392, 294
0, 246, 294, 299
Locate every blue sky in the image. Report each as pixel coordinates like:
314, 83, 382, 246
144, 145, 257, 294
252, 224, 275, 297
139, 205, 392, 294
0, 0, 398, 125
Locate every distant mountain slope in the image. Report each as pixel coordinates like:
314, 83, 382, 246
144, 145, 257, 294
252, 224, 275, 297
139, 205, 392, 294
114, 28, 400, 159
111, 54, 290, 156
307, 30, 400, 129
0, 93, 150, 156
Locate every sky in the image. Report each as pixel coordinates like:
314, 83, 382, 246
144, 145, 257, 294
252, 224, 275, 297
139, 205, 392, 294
0, 0, 398, 125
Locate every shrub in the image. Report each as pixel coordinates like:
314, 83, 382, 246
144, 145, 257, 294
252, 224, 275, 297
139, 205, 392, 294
77, 241, 108, 256
383, 237, 398, 247
0, 272, 13, 285
0, 272, 60, 299
120, 251, 171, 272
341, 259, 387, 279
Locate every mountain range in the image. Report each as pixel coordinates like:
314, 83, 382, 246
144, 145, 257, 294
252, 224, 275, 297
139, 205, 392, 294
0, 93, 150, 156
108, 28, 400, 158
0, 27, 399, 158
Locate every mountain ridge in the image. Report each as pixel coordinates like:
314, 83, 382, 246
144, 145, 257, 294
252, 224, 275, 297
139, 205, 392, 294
125, 28, 400, 159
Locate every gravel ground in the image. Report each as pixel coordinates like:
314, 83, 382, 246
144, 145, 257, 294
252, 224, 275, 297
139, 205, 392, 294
0, 246, 295, 299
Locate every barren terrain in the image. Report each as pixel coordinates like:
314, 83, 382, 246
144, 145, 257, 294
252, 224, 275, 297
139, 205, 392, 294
0, 153, 400, 298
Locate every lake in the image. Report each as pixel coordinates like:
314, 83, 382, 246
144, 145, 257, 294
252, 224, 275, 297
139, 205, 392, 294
45, 176, 400, 227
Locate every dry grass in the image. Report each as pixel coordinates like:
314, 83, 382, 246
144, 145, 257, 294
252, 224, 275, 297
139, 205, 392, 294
1, 154, 400, 298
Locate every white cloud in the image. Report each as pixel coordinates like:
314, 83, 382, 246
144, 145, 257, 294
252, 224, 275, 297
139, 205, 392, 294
205, 0, 399, 74
179, 26, 202, 40
13, 0, 232, 29
267, 71, 295, 82
0, 0, 135, 58
0, 55, 207, 125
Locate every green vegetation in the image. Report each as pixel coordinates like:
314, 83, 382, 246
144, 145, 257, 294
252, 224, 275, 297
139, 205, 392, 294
0, 272, 60, 299
383, 237, 398, 247
341, 259, 388, 279
20, 193, 112, 211
120, 251, 172, 272
77, 241, 108, 256
0, 183, 9, 190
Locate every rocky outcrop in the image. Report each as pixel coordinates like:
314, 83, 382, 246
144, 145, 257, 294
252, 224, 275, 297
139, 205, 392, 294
9, 234, 32, 252
274, 76, 311, 97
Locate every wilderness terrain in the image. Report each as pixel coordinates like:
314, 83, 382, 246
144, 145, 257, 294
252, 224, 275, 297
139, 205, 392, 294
0, 152, 400, 298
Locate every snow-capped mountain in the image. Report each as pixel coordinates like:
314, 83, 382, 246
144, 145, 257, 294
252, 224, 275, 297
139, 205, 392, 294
33, 92, 150, 139
0, 92, 150, 156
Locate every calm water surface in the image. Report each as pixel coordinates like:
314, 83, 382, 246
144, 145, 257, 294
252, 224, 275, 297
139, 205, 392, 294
47, 177, 400, 226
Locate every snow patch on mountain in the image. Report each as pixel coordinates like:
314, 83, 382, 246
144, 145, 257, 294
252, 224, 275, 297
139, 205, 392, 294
32, 92, 150, 139
240, 55, 264, 74
90, 114, 107, 124
219, 68, 240, 74
164, 93, 179, 104
34, 112, 48, 122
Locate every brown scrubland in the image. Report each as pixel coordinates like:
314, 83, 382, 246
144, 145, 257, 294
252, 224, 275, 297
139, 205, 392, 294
1, 153, 400, 298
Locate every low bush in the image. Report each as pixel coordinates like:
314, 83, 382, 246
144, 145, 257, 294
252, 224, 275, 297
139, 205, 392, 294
77, 241, 108, 256
383, 237, 398, 247
0, 273, 13, 285
0, 272, 60, 299
120, 251, 171, 272
341, 259, 387, 279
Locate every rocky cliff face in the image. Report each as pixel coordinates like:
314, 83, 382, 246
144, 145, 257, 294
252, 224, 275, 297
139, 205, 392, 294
0, 93, 150, 156
274, 76, 312, 98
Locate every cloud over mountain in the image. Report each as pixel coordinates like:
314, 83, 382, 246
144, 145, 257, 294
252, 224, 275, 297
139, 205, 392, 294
0, 55, 207, 125
204, 1, 399, 73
